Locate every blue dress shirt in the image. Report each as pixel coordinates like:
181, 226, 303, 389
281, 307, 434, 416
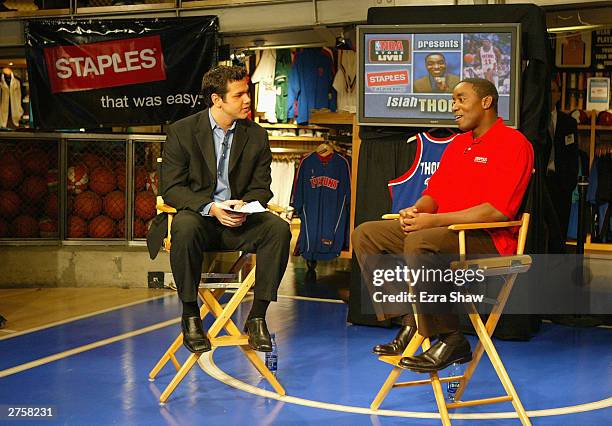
200, 110, 236, 216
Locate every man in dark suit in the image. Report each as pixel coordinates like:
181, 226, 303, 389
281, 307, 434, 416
413, 53, 460, 93
147, 66, 291, 354
546, 79, 579, 249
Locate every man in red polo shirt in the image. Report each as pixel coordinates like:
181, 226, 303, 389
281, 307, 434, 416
352, 78, 533, 372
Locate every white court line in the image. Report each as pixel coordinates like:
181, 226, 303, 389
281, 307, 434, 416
0, 317, 180, 378
199, 351, 612, 421
0, 292, 177, 341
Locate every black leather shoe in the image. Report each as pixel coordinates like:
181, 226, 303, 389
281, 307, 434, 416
181, 315, 211, 353
399, 338, 471, 373
373, 325, 416, 356
244, 317, 272, 352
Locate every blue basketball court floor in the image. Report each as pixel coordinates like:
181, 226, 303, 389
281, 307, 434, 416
0, 284, 610, 426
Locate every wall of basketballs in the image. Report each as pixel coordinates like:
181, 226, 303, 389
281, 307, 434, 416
0, 134, 163, 242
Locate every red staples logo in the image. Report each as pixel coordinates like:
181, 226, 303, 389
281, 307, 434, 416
367, 70, 409, 87
44, 35, 166, 93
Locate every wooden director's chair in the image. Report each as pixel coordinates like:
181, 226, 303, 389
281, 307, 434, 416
371, 213, 532, 425
148, 199, 286, 404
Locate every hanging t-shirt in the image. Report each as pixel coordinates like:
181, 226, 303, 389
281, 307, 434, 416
287, 48, 337, 124
332, 50, 357, 113
291, 152, 350, 260
251, 49, 278, 123
388, 132, 456, 213
274, 49, 292, 124
270, 159, 296, 208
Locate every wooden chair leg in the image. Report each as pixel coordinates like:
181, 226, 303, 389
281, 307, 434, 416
430, 370, 452, 426
371, 367, 403, 411
455, 274, 517, 401
467, 308, 531, 426
240, 346, 286, 396
148, 292, 216, 380
159, 353, 201, 404
370, 332, 425, 410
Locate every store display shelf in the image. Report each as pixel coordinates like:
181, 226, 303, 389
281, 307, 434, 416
259, 122, 328, 130
578, 125, 612, 131
268, 136, 324, 142
565, 240, 612, 252
309, 111, 354, 125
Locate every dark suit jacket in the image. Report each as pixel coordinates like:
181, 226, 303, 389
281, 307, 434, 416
548, 110, 579, 193
146, 109, 273, 259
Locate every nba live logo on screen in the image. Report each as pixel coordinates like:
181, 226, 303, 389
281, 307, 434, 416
369, 38, 411, 63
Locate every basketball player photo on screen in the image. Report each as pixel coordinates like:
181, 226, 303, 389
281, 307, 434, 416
462, 33, 512, 94
413, 52, 461, 94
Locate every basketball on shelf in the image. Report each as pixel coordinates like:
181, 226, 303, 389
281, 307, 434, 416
116, 219, 125, 238
67, 164, 89, 194
88, 215, 115, 238
22, 148, 50, 176
47, 169, 59, 189
11, 215, 39, 238
103, 191, 125, 220
80, 152, 103, 171
20, 175, 48, 203
74, 191, 102, 220
0, 190, 22, 219
89, 166, 116, 195
116, 165, 126, 192
68, 215, 88, 238
39, 218, 58, 238
45, 193, 59, 219
146, 171, 159, 195
135, 191, 156, 221
570, 109, 589, 125
0, 156, 23, 190
134, 218, 147, 238
135, 166, 148, 192
597, 110, 612, 126
0, 218, 8, 237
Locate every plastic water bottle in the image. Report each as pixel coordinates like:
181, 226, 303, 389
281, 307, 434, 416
265, 333, 278, 376
447, 362, 461, 402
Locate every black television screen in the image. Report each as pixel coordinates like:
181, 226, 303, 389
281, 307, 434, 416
357, 23, 521, 128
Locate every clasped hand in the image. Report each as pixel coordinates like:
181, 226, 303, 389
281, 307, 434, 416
211, 199, 247, 227
398, 206, 438, 233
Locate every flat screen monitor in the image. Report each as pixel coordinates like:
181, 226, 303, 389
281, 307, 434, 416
357, 23, 521, 128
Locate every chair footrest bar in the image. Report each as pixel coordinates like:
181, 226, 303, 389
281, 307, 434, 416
210, 335, 249, 347
378, 355, 403, 366
394, 375, 465, 388
446, 395, 513, 409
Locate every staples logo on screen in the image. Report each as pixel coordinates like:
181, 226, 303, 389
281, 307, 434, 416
44, 35, 166, 93
367, 70, 409, 87
369, 39, 410, 63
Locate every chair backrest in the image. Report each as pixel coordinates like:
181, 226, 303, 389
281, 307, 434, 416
516, 213, 530, 255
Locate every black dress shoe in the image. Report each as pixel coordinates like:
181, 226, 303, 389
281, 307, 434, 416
373, 325, 416, 356
181, 315, 211, 353
244, 317, 272, 352
399, 338, 471, 373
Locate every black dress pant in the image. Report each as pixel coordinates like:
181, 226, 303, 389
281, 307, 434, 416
170, 210, 291, 303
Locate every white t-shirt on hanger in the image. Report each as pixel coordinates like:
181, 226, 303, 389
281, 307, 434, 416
332, 50, 357, 113
251, 49, 278, 123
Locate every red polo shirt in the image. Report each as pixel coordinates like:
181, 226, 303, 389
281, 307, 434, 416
422, 118, 534, 255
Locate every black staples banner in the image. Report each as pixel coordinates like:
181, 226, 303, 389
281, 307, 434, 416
25, 17, 218, 129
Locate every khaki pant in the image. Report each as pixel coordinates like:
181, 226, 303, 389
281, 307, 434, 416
352, 220, 496, 337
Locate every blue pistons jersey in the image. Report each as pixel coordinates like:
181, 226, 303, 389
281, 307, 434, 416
291, 152, 351, 260
388, 132, 456, 213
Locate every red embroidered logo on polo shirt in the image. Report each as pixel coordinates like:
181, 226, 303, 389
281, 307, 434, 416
474, 156, 488, 164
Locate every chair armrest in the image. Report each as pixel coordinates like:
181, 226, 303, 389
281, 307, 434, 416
447, 220, 522, 231
156, 204, 177, 214
267, 203, 285, 214
381, 214, 521, 230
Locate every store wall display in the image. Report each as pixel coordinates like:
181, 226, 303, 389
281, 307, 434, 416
26, 17, 218, 129
0, 67, 25, 128
0, 140, 59, 239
